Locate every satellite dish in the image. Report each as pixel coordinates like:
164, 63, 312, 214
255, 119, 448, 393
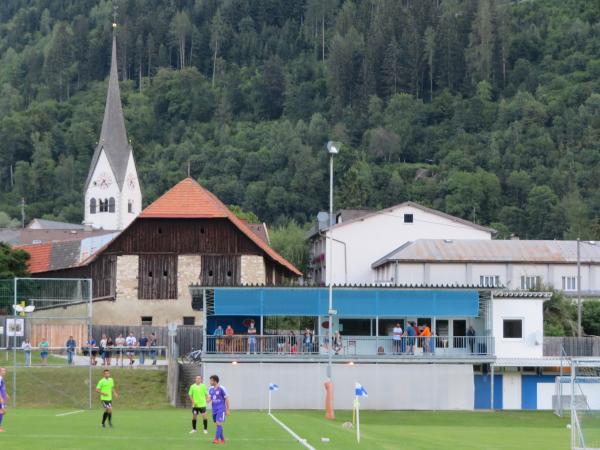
326, 141, 340, 155
317, 211, 329, 223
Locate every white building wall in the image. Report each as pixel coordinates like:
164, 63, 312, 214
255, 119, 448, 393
383, 261, 599, 294
427, 264, 469, 285
492, 298, 545, 359
118, 152, 142, 230
84, 150, 121, 230
324, 205, 492, 284
203, 362, 474, 410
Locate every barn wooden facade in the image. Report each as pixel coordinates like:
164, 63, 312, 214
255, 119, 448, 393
26, 178, 301, 325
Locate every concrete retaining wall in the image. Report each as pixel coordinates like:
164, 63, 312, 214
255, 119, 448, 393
202, 362, 474, 410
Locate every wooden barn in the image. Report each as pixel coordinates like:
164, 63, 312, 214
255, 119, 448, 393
22, 178, 301, 326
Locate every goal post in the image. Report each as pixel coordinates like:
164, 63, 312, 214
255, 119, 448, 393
0, 278, 93, 410
569, 359, 600, 450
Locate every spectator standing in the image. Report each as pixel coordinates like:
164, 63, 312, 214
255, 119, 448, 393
105, 336, 114, 366
225, 325, 234, 353
332, 331, 343, 355
392, 323, 403, 354
138, 333, 149, 365
99, 334, 108, 366
115, 334, 126, 366
290, 331, 298, 353
467, 325, 476, 354
303, 328, 313, 353
39, 338, 49, 365
247, 321, 257, 354
213, 326, 224, 352
21, 339, 32, 367
66, 335, 76, 365
125, 332, 137, 365
420, 324, 432, 354
406, 323, 416, 355
88, 336, 98, 366
149, 332, 158, 365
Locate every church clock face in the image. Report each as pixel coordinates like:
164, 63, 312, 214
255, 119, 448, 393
96, 172, 112, 189
126, 173, 137, 191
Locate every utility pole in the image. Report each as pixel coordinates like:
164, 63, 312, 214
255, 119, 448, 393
577, 238, 582, 338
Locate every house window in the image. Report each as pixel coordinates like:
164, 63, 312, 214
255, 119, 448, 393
108, 197, 116, 213
503, 319, 523, 339
562, 276, 577, 291
183, 316, 195, 326
403, 213, 414, 223
520, 275, 540, 290
128, 200, 133, 213
90, 198, 97, 214
480, 275, 500, 288
141, 316, 153, 325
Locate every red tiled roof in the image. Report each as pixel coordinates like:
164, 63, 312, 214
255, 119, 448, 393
140, 178, 301, 276
15, 242, 52, 273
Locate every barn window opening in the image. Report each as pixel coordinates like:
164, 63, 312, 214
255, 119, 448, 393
158, 228, 162, 234
227, 271, 232, 277
200, 228, 205, 234
208, 270, 214, 277
163, 270, 168, 277
148, 271, 153, 277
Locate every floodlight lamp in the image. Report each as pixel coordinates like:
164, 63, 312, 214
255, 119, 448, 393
326, 141, 340, 155
24, 305, 35, 313
12, 304, 24, 313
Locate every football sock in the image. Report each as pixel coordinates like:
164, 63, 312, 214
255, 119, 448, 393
102, 412, 107, 424
203, 418, 208, 430
217, 425, 224, 440
192, 419, 197, 430
0, 412, 4, 426
108, 412, 112, 423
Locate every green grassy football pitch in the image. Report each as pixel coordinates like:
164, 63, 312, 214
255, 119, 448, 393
0, 408, 571, 450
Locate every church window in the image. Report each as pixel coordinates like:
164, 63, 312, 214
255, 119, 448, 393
108, 197, 115, 213
90, 198, 97, 214
99, 199, 108, 212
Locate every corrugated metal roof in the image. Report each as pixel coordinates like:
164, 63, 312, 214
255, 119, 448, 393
27, 219, 85, 230
372, 239, 600, 267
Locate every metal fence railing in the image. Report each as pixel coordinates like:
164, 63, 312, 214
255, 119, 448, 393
204, 335, 493, 358
0, 346, 169, 367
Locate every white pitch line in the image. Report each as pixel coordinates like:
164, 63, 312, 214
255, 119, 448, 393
55, 410, 85, 417
269, 412, 317, 450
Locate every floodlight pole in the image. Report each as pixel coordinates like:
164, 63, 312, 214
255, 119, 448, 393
577, 238, 581, 338
12, 277, 17, 408
327, 143, 336, 380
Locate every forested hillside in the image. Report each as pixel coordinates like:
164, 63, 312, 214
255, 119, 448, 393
0, 0, 599, 240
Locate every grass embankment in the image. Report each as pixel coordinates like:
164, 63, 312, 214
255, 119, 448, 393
2, 367, 169, 409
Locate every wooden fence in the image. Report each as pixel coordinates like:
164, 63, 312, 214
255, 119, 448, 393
544, 337, 600, 357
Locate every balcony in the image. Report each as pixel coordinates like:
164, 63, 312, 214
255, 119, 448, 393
204, 334, 494, 363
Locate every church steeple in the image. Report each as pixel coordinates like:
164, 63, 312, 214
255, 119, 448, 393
85, 24, 131, 191
83, 18, 142, 231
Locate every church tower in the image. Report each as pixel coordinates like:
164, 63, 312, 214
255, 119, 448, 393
84, 22, 142, 230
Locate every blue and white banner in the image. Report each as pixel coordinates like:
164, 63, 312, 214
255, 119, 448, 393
355, 382, 368, 397
269, 383, 279, 391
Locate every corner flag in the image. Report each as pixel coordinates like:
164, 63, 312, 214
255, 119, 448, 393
269, 383, 279, 391
355, 382, 368, 397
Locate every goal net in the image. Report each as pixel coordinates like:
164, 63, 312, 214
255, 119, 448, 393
569, 359, 600, 450
0, 278, 93, 409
